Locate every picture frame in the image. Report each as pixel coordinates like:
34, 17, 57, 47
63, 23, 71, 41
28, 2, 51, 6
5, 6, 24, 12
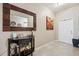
46, 16, 54, 30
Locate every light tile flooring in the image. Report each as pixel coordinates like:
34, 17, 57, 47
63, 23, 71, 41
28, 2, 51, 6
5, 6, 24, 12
33, 41, 79, 56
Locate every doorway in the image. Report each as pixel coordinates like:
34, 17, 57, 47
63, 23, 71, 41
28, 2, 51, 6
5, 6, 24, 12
58, 18, 73, 44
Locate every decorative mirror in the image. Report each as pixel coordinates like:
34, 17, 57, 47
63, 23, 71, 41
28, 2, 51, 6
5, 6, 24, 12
3, 3, 36, 31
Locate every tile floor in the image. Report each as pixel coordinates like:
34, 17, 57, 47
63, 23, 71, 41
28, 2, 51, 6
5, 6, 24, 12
33, 41, 79, 56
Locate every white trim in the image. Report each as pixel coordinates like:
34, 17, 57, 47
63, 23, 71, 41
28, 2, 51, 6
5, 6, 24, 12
35, 41, 54, 51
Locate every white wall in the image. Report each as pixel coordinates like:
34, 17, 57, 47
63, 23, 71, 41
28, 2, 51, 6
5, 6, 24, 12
0, 3, 55, 55
56, 5, 79, 44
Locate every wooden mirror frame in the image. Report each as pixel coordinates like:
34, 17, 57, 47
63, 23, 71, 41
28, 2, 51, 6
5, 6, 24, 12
3, 3, 36, 31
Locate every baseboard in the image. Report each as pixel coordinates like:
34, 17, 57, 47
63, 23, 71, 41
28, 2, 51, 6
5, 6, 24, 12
58, 40, 73, 46
35, 41, 54, 51
35, 40, 73, 51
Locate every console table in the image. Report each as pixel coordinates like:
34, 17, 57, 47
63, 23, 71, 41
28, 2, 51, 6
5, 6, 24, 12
8, 36, 35, 56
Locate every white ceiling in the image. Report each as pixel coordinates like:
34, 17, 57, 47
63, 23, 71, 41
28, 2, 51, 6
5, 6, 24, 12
38, 3, 79, 13
11, 3, 79, 13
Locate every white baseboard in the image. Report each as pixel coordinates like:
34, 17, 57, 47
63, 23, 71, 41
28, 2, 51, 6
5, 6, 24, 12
58, 39, 72, 45
35, 41, 54, 51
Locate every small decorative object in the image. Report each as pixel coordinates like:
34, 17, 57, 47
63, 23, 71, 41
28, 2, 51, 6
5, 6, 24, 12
11, 32, 17, 39
31, 30, 33, 36
10, 21, 16, 27
17, 23, 22, 27
17, 34, 24, 38
46, 16, 54, 30
26, 43, 31, 49
10, 43, 18, 55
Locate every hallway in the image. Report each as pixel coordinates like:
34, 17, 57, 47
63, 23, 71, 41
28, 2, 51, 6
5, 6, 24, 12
34, 41, 79, 56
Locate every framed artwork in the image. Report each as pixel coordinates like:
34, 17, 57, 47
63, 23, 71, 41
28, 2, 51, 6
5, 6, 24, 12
46, 16, 54, 30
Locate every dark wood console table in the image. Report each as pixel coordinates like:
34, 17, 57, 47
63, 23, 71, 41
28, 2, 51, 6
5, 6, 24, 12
8, 36, 35, 56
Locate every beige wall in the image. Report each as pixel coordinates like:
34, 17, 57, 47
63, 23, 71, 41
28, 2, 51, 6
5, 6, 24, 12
0, 3, 55, 55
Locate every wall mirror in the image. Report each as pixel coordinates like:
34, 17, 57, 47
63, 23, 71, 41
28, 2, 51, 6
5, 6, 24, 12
3, 3, 36, 31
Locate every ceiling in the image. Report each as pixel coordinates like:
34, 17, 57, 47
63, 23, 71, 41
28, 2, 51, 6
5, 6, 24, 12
11, 3, 79, 13
38, 3, 79, 13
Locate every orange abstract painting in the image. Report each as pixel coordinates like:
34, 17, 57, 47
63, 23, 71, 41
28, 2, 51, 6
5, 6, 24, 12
46, 16, 54, 30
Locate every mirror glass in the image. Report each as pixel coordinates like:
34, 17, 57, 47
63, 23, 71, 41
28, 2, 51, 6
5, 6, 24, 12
10, 10, 33, 27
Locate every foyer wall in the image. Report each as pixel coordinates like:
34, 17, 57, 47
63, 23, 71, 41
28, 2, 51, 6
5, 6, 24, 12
0, 3, 55, 55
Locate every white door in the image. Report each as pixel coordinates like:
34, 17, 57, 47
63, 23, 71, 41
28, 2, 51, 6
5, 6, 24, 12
58, 18, 73, 44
